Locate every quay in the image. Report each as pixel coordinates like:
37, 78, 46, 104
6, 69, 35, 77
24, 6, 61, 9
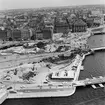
0, 88, 8, 104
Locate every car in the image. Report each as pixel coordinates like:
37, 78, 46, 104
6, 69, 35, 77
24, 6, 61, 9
7, 86, 13, 90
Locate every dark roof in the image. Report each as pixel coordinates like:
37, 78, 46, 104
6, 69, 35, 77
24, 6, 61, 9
68, 18, 76, 25
73, 19, 87, 26
36, 29, 42, 33
55, 21, 69, 27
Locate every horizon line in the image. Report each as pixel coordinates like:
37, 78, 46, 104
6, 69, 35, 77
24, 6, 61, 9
0, 3, 105, 11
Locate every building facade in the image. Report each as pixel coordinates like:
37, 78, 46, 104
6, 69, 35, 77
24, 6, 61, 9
12, 29, 21, 41
21, 28, 30, 41
71, 19, 87, 33
0, 29, 7, 41
42, 26, 53, 40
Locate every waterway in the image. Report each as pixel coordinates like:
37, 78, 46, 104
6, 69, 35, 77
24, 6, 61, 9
79, 35, 105, 80
2, 34, 105, 105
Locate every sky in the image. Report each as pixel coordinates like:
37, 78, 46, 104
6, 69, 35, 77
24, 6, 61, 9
0, 0, 105, 10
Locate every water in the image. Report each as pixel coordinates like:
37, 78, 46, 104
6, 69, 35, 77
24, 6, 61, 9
88, 34, 105, 48
79, 35, 105, 80
2, 34, 105, 105
79, 51, 105, 80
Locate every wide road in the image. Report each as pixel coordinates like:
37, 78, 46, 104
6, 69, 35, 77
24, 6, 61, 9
0, 50, 71, 70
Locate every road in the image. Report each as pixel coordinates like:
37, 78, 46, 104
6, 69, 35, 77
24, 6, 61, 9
0, 50, 71, 70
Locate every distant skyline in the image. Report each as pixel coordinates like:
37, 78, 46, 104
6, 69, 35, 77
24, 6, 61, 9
0, 0, 105, 10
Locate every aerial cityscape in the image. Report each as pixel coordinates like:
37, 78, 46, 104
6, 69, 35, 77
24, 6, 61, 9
0, 0, 105, 105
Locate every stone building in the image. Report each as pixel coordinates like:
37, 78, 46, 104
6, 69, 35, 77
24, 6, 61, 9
71, 19, 87, 33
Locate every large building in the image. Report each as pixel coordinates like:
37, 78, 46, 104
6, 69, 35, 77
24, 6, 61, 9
36, 30, 43, 40
71, 19, 87, 33
84, 18, 94, 28
54, 17, 69, 33
42, 26, 53, 40
54, 22, 69, 33
7, 29, 12, 41
89, 15, 104, 26
12, 29, 21, 41
21, 28, 30, 41
29, 28, 36, 40
0, 29, 7, 41
36, 26, 53, 40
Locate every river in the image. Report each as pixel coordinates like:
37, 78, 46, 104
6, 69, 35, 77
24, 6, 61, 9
2, 34, 105, 105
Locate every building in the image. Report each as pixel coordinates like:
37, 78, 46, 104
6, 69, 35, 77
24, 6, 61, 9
91, 10, 103, 16
35, 26, 53, 40
0, 19, 3, 27
42, 26, 53, 40
54, 17, 69, 33
21, 28, 30, 41
89, 15, 104, 26
51, 70, 75, 80
71, 19, 87, 33
0, 29, 7, 41
54, 22, 69, 33
7, 29, 12, 41
29, 28, 36, 40
36, 30, 43, 40
104, 14, 105, 24
28, 20, 37, 28
12, 29, 21, 41
84, 18, 94, 28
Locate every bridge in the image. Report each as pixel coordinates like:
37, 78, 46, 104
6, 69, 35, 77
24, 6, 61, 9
91, 47, 105, 51
90, 25, 105, 34
73, 76, 105, 88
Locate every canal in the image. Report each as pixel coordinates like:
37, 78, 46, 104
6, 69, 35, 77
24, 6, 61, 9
2, 34, 105, 105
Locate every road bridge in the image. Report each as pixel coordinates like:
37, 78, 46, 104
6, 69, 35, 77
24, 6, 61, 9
91, 47, 105, 51
90, 25, 105, 34
73, 76, 105, 88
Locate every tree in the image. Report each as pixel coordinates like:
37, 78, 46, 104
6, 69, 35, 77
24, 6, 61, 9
37, 42, 45, 49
